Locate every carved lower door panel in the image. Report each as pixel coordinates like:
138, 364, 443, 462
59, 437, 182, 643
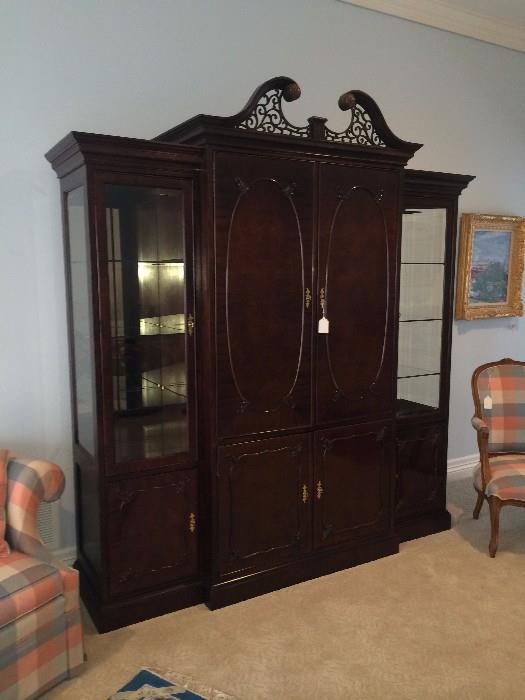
107, 470, 198, 596
314, 421, 392, 549
395, 422, 446, 521
217, 434, 312, 576
316, 164, 399, 424
214, 151, 314, 438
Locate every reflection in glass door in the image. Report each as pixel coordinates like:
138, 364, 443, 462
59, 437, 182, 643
105, 185, 189, 462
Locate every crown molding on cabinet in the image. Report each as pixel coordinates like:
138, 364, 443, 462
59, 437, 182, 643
337, 0, 525, 53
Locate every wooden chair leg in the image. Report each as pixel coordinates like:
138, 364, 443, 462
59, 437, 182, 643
473, 491, 484, 519
488, 496, 502, 558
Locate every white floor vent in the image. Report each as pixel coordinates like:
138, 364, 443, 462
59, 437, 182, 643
37, 501, 61, 550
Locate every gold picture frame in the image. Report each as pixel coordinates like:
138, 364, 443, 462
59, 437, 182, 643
455, 213, 525, 320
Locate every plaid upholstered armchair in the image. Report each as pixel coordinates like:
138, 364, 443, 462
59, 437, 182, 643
0, 450, 84, 699
471, 359, 525, 557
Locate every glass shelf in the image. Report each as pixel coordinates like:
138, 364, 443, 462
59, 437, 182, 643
399, 318, 442, 323
398, 365, 440, 380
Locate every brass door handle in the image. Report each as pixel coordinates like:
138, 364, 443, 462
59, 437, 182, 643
320, 287, 326, 312
302, 484, 309, 504
316, 481, 323, 500
189, 512, 196, 533
305, 288, 312, 309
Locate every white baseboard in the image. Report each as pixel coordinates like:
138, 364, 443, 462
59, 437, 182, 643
447, 453, 478, 480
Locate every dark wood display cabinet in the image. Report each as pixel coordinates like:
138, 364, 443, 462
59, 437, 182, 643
395, 170, 474, 541
46, 77, 473, 631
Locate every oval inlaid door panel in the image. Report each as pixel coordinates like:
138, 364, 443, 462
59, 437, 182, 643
326, 187, 388, 394
215, 153, 314, 437
227, 178, 304, 405
317, 165, 398, 423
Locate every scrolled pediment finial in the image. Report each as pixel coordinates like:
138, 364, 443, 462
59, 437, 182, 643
233, 76, 309, 137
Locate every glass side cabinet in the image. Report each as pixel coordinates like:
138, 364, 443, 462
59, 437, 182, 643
395, 170, 474, 542
48, 133, 203, 630
397, 207, 446, 415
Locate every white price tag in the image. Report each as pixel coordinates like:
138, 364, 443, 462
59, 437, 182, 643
484, 395, 493, 410
318, 317, 329, 334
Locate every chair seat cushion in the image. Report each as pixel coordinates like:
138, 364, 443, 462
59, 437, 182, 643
0, 551, 63, 628
474, 454, 525, 500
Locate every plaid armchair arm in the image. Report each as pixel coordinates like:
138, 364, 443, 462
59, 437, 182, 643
471, 417, 491, 489
471, 416, 489, 435
6, 453, 65, 564
5, 454, 81, 614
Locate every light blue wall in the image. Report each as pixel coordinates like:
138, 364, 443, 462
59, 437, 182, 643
1, 0, 524, 550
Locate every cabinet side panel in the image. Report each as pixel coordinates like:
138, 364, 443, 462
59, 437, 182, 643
63, 180, 103, 579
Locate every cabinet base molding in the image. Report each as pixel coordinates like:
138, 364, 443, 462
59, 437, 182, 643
78, 562, 204, 633
395, 509, 451, 544
207, 535, 399, 610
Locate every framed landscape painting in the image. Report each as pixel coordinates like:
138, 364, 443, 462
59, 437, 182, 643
455, 213, 525, 320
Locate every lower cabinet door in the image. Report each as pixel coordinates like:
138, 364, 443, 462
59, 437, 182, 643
107, 470, 198, 596
217, 434, 312, 576
395, 422, 446, 521
314, 421, 392, 549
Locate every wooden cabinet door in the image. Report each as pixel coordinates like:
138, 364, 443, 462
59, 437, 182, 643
316, 164, 400, 424
106, 470, 198, 595
314, 422, 392, 549
217, 435, 312, 576
214, 152, 314, 438
95, 173, 198, 474
395, 422, 446, 520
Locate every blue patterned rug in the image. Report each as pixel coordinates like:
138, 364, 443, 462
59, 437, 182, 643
109, 668, 236, 700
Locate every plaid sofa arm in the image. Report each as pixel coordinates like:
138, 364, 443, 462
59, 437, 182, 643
5, 453, 65, 564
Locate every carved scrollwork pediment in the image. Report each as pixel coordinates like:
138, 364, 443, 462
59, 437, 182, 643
156, 77, 422, 159
226, 77, 420, 155
235, 77, 309, 138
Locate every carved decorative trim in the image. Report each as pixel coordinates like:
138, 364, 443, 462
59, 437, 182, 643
221, 77, 419, 153
326, 103, 385, 147
156, 77, 422, 157
237, 81, 309, 138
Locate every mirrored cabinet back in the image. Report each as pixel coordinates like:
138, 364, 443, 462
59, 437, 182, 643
46, 78, 474, 631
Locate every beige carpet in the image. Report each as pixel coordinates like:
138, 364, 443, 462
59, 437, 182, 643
44, 475, 525, 700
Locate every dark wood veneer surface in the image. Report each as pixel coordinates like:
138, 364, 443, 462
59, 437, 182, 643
47, 79, 473, 630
